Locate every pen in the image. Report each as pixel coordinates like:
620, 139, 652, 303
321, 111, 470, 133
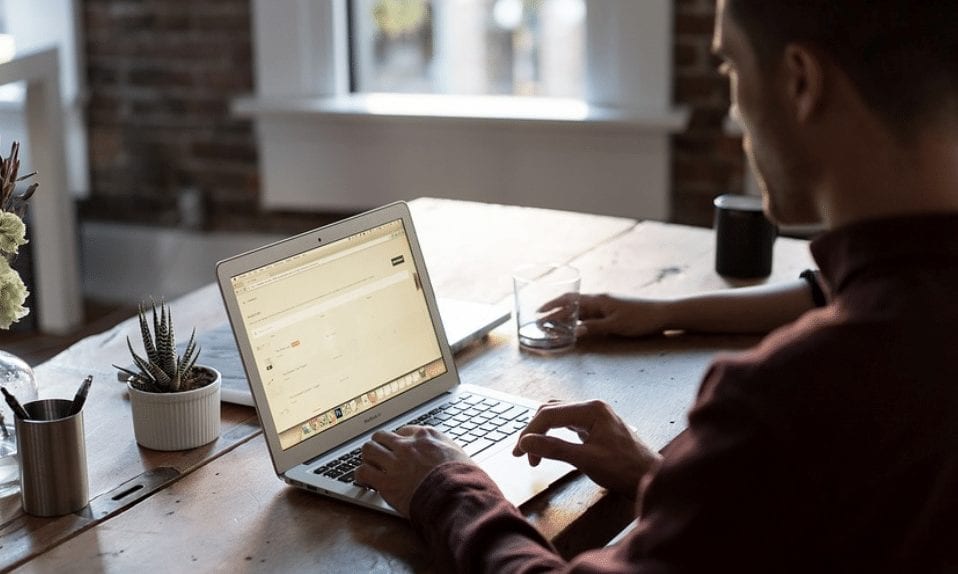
70, 375, 93, 415
1, 386, 30, 420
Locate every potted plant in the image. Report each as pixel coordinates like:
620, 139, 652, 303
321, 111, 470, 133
114, 300, 221, 451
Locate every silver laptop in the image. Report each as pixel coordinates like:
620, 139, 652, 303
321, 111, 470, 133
200, 298, 509, 407
215, 201, 574, 515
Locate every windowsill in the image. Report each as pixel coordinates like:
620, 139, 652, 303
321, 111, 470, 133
233, 93, 689, 133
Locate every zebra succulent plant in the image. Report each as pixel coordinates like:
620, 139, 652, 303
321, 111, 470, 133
114, 300, 204, 393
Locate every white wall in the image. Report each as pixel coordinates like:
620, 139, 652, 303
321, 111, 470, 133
257, 115, 672, 219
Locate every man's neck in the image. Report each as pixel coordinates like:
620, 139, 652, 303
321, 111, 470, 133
819, 128, 958, 228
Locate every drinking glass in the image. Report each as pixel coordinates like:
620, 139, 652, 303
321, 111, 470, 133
512, 264, 580, 352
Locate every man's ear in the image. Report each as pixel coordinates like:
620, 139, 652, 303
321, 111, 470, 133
782, 43, 825, 124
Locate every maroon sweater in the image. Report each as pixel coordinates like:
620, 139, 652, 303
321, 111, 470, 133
409, 214, 958, 573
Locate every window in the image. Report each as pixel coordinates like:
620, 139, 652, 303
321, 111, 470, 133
244, 0, 685, 221
349, 0, 586, 98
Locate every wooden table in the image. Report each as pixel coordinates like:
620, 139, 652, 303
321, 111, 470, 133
1, 198, 815, 572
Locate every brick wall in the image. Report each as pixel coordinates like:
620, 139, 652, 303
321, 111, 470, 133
80, 0, 741, 232
80, 0, 337, 233
672, 0, 745, 227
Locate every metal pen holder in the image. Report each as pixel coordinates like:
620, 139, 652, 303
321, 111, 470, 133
14, 399, 89, 517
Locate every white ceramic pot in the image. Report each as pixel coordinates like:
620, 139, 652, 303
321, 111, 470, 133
127, 366, 221, 451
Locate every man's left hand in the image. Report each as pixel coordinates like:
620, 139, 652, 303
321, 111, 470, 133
355, 426, 474, 517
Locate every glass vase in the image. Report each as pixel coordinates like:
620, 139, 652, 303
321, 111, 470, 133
0, 350, 38, 498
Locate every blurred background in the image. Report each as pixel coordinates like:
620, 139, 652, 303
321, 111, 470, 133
0, 0, 746, 361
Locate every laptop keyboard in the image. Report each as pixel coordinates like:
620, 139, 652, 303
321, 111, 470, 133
312, 393, 533, 484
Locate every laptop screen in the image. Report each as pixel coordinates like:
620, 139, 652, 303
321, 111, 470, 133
229, 219, 448, 450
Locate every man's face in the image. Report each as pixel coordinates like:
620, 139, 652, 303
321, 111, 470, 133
713, 1, 821, 225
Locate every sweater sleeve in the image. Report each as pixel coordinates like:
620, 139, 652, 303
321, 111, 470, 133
408, 461, 566, 574
406, 359, 783, 573
408, 461, 651, 574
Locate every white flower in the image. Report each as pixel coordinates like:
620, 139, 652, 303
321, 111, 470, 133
0, 211, 27, 256
0, 256, 28, 329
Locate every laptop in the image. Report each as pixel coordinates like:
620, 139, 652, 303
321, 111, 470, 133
194, 298, 509, 407
215, 201, 575, 515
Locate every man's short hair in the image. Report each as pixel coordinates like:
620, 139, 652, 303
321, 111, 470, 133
727, 1, 958, 136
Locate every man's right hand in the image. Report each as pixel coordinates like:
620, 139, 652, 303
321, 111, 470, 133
512, 400, 661, 498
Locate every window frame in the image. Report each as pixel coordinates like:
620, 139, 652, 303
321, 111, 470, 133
250, 0, 674, 115
241, 0, 687, 221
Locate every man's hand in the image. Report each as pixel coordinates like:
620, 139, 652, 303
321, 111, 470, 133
575, 294, 670, 338
355, 426, 474, 517
513, 400, 661, 498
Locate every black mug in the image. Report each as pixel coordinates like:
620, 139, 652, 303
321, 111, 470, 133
713, 194, 777, 279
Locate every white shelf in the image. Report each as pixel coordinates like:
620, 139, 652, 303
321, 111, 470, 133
234, 93, 689, 133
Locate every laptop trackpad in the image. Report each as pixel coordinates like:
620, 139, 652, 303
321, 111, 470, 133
480, 428, 579, 506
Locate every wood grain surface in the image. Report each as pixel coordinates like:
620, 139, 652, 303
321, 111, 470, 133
6, 199, 816, 572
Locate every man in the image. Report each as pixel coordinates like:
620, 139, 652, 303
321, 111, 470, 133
356, 0, 958, 571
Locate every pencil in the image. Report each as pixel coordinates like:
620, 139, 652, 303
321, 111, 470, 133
70, 375, 93, 415
1, 386, 30, 420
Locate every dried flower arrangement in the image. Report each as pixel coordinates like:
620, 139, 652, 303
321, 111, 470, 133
0, 141, 37, 438
0, 142, 37, 330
